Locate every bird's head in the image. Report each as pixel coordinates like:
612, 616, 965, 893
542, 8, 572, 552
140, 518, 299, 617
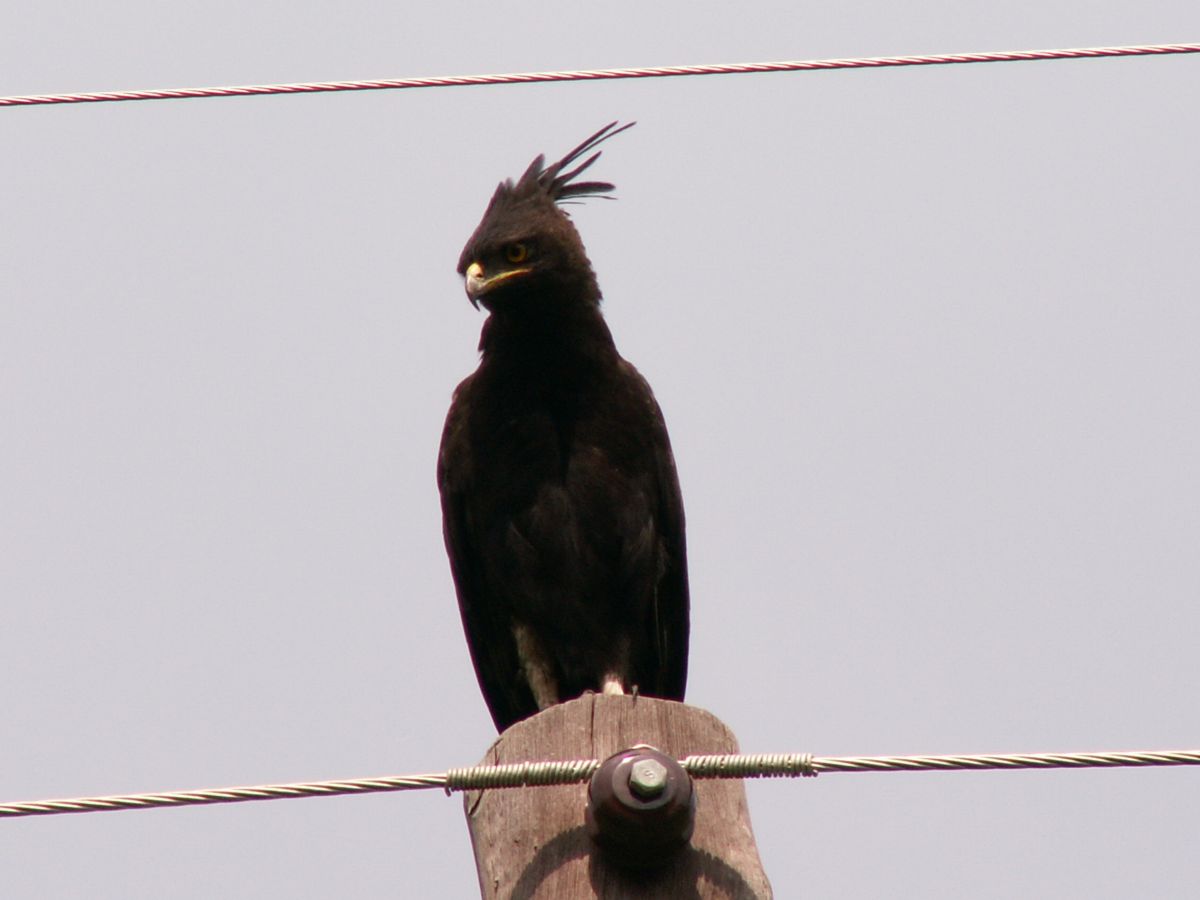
456, 122, 635, 313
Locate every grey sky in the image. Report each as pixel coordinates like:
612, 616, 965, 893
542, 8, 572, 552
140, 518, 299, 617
4, 3, 1199, 897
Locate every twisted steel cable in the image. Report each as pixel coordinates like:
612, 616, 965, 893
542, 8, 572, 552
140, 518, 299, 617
1, 43, 1197, 108
3, 748, 1197, 819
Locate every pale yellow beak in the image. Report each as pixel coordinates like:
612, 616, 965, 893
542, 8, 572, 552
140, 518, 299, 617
463, 260, 532, 308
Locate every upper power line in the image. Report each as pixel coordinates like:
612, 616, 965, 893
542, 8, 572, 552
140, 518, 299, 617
2, 43, 1197, 108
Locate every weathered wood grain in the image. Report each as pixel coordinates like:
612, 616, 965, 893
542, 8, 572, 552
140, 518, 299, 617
465, 695, 772, 899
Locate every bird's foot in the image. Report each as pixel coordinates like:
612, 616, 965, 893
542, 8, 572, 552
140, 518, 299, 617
601, 677, 625, 696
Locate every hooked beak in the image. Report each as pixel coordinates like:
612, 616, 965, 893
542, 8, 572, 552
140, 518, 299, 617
463, 261, 531, 309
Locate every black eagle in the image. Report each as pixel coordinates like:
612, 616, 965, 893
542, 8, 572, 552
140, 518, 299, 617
437, 122, 690, 732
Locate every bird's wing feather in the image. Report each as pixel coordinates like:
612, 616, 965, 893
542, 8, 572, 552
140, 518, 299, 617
437, 379, 536, 731
642, 375, 690, 699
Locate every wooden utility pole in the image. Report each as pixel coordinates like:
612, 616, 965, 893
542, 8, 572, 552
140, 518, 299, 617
464, 694, 772, 899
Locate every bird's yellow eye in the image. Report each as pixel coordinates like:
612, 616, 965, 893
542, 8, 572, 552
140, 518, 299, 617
504, 243, 529, 264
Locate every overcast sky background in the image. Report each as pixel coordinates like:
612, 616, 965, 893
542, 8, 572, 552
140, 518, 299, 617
4, 3, 1199, 897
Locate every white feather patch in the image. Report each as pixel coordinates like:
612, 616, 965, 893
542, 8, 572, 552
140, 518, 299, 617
513, 624, 560, 709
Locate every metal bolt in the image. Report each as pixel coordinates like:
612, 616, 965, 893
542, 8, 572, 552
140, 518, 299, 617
628, 758, 668, 798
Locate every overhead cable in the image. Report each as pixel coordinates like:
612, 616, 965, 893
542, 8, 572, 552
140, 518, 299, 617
3, 747, 1197, 819
1, 43, 1197, 108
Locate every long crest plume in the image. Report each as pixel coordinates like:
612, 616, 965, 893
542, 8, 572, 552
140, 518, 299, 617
514, 121, 636, 205
458, 122, 637, 277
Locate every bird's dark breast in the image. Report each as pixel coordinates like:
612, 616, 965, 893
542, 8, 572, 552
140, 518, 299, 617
463, 365, 663, 694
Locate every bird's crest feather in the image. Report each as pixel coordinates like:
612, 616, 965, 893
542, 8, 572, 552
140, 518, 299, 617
509, 121, 636, 206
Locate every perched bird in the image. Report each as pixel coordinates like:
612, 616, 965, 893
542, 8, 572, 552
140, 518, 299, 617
438, 122, 690, 732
